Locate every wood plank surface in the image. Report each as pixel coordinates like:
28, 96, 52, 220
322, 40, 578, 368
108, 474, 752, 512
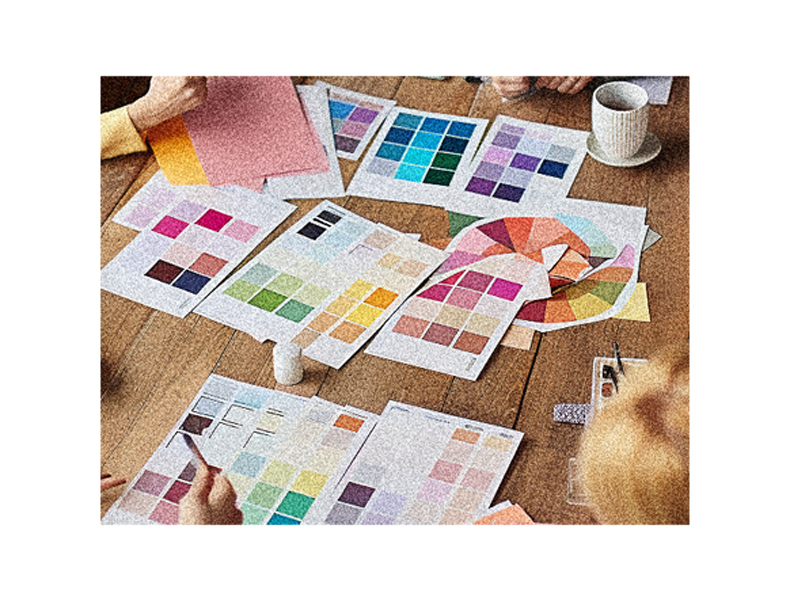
100, 76, 689, 524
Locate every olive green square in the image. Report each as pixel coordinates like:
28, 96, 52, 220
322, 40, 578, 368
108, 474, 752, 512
293, 283, 332, 306
224, 279, 260, 302
267, 273, 304, 296
259, 461, 297, 487
248, 289, 287, 312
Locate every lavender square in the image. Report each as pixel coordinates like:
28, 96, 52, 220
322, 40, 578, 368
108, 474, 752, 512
368, 490, 407, 517
491, 131, 520, 149
348, 106, 378, 124
361, 512, 395, 525
500, 167, 535, 188
324, 503, 362, 525
474, 161, 505, 181
500, 123, 526, 136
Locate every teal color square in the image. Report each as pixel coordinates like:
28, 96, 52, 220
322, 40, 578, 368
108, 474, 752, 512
411, 131, 443, 150
403, 147, 436, 166
276, 491, 315, 519
376, 142, 407, 161
393, 112, 423, 129
241, 263, 278, 286
394, 163, 428, 182
268, 512, 301, 525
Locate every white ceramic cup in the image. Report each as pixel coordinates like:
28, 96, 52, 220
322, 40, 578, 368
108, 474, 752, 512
273, 342, 304, 386
592, 82, 649, 159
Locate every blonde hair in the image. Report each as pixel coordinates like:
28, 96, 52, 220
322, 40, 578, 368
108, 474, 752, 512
579, 342, 689, 524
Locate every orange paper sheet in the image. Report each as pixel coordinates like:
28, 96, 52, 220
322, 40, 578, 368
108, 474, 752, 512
146, 115, 209, 185
475, 503, 535, 525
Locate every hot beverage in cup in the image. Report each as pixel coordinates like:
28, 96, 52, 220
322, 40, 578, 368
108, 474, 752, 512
592, 82, 649, 159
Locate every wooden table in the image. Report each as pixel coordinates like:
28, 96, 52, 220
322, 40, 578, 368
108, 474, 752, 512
100, 76, 689, 524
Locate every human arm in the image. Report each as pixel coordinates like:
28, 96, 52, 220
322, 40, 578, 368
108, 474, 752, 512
490, 76, 593, 98
178, 461, 243, 525
101, 472, 126, 492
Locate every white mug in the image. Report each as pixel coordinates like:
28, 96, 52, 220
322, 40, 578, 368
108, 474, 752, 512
592, 82, 649, 159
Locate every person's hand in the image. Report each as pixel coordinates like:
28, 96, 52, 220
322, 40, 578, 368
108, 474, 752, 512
101, 472, 126, 492
127, 76, 209, 132
533, 76, 593, 95
178, 462, 243, 525
490, 76, 532, 99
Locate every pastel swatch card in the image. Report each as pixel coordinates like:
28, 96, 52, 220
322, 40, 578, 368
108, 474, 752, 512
195, 201, 449, 368
346, 108, 488, 208
113, 170, 291, 232
365, 253, 551, 380
101, 182, 296, 317
313, 81, 397, 161
265, 85, 346, 200
308, 401, 523, 525
102, 375, 379, 526
148, 77, 329, 187
447, 115, 589, 217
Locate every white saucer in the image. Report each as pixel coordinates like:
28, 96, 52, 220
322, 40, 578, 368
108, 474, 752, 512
586, 131, 662, 167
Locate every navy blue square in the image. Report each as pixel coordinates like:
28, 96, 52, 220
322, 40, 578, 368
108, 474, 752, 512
172, 270, 211, 294
439, 136, 469, 154
538, 160, 569, 179
421, 118, 451, 134
384, 127, 416, 145
447, 121, 476, 138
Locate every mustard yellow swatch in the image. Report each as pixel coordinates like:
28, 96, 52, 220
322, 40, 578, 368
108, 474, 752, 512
147, 115, 209, 185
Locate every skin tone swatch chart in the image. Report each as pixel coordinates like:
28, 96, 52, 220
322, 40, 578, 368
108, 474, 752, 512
446, 115, 589, 217
306, 401, 523, 525
102, 375, 378, 525
101, 176, 296, 317
346, 108, 488, 208
195, 200, 448, 369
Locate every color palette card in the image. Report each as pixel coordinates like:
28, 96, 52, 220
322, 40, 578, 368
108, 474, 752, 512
101, 181, 296, 317
313, 81, 397, 161
195, 200, 449, 368
365, 253, 551, 380
431, 197, 648, 332
447, 115, 589, 217
346, 108, 488, 208
102, 375, 379, 525
309, 401, 523, 525
113, 170, 291, 232
148, 77, 329, 187
265, 85, 346, 200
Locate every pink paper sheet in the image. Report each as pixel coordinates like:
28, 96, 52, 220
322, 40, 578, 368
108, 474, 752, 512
182, 77, 329, 186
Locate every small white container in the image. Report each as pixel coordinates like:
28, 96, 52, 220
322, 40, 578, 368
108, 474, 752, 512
272, 342, 304, 386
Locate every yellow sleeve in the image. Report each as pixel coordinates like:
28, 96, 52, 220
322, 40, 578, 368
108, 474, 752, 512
100, 107, 148, 160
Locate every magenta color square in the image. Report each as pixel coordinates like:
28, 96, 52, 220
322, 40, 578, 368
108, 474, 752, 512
488, 278, 523, 301
163, 480, 191, 504
340, 120, 369, 138
483, 145, 514, 166
458, 271, 494, 292
428, 459, 463, 484
195, 209, 233, 232
465, 177, 496, 196
169, 200, 205, 222
133, 470, 171, 496
460, 467, 496, 491
361, 512, 395, 525
124, 204, 158, 229
152, 215, 189, 239
422, 322, 458, 346
223, 219, 260, 243
446, 287, 482, 310
149, 500, 180, 525
418, 478, 453, 503
417, 284, 452, 302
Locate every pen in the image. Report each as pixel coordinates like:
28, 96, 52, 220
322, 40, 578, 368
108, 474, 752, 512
614, 341, 625, 375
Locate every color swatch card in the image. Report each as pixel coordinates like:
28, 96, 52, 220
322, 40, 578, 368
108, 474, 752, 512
313, 81, 397, 161
101, 182, 295, 317
474, 501, 535, 525
446, 115, 589, 217
195, 201, 449, 368
265, 85, 346, 200
147, 76, 329, 187
431, 197, 648, 332
365, 253, 551, 380
346, 108, 488, 208
102, 375, 379, 525
113, 170, 291, 232
308, 401, 523, 525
